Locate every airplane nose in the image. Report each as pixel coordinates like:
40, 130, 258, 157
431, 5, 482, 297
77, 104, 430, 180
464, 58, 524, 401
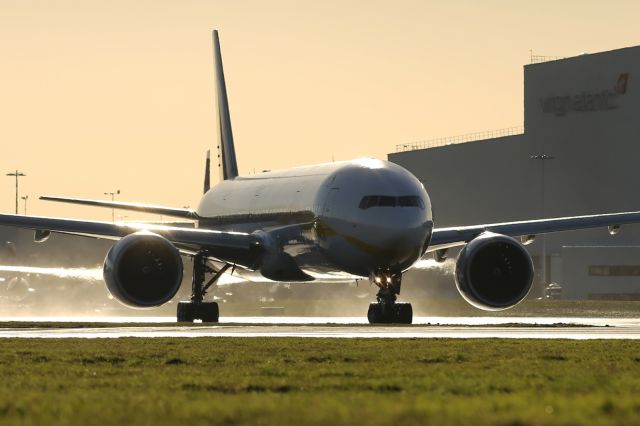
355, 210, 431, 269
382, 223, 430, 266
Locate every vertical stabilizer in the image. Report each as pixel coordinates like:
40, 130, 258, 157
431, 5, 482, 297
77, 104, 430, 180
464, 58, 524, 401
213, 30, 239, 181
203, 150, 211, 193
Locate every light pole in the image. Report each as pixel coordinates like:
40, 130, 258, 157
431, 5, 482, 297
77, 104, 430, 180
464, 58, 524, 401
104, 190, 120, 221
530, 154, 554, 291
6, 170, 26, 214
21, 195, 28, 215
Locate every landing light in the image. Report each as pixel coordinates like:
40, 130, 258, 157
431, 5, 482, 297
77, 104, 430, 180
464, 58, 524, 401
608, 225, 621, 236
520, 235, 536, 245
34, 229, 50, 243
375, 276, 381, 283
386, 276, 392, 283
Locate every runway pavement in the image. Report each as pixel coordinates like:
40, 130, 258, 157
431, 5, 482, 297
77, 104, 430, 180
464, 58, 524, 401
1, 316, 640, 338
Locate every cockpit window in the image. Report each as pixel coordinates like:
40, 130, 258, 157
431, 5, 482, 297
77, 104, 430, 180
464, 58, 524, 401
398, 196, 424, 207
359, 195, 424, 210
379, 196, 396, 207
359, 196, 377, 209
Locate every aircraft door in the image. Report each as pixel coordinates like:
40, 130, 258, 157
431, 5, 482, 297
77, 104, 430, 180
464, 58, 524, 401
322, 173, 342, 217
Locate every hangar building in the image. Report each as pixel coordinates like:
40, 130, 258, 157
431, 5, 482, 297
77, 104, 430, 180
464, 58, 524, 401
389, 46, 640, 300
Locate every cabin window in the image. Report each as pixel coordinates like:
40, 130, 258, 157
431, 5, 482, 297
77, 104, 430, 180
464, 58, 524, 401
358, 195, 424, 210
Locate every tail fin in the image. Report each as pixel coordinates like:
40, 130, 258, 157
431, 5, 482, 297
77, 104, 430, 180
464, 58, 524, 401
212, 30, 239, 181
203, 150, 211, 193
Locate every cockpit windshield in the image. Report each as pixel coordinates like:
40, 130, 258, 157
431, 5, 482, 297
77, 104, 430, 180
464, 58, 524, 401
359, 195, 425, 210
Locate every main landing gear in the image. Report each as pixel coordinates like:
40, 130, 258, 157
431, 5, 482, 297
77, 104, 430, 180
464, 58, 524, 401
177, 251, 231, 323
367, 270, 412, 324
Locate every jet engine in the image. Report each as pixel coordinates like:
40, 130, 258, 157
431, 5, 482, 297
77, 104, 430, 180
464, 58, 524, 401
103, 232, 183, 308
455, 232, 533, 310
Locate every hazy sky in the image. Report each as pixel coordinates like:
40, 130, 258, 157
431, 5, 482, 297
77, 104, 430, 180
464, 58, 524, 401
1, 0, 639, 220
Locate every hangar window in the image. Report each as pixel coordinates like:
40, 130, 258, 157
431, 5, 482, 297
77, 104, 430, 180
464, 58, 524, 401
358, 195, 424, 210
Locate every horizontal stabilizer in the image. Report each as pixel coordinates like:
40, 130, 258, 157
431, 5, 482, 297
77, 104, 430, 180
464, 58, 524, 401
204, 150, 211, 194
40, 196, 198, 220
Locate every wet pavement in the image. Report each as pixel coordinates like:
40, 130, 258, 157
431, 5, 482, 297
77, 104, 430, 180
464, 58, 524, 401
0, 316, 639, 339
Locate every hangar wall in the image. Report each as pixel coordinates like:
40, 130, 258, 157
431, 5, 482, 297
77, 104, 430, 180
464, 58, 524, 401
390, 46, 640, 299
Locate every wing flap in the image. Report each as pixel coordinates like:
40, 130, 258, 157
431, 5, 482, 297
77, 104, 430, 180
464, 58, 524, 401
429, 211, 640, 249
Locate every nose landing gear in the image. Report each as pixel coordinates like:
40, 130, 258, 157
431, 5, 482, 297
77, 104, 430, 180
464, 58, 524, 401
367, 271, 413, 324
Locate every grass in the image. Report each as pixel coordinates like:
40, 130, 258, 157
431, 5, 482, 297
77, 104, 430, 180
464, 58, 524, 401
1, 338, 640, 425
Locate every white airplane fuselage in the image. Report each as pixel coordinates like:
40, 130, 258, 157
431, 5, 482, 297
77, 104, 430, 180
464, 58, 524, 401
196, 158, 433, 281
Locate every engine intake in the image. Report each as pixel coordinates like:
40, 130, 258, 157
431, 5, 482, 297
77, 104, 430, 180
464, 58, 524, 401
455, 232, 533, 310
104, 232, 183, 308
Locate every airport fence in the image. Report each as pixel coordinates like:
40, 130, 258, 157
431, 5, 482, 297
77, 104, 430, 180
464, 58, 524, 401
395, 125, 524, 153
529, 53, 567, 64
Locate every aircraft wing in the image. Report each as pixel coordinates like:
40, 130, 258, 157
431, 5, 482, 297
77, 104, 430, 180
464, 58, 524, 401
428, 211, 640, 251
0, 214, 262, 269
40, 196, 198, 220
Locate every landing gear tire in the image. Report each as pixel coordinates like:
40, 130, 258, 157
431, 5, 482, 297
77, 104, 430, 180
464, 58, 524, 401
367, 302, 413, 324
198, 302, 219, 322
177, 301, 219, 323
394, 302, 413, 324
177, 301, 195, 322
367, 303, 389, 324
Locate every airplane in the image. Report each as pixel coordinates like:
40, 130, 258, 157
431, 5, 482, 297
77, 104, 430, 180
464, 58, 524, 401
2, 30, 640, 324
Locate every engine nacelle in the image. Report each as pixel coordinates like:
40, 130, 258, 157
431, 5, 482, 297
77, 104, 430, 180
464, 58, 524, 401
455, 232, 533, 310
103, 232, 183, 308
